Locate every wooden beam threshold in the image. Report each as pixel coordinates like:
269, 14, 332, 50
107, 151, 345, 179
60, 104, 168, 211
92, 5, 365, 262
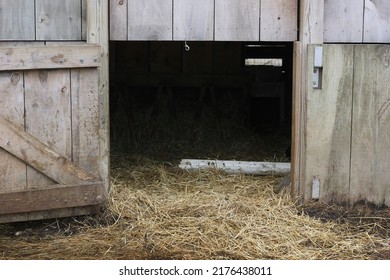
0, 116, 98, 185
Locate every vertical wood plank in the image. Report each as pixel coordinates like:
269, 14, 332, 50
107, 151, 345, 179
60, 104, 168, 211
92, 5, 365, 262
71, 68, 100, 178
305, 45, 354, 203
0, 71, 27, 191
290, 41, 301, 199
128, 0, 172, 40
82, 0, 87, 40
215, 0, 260, 41
260, 0, 298, 41
24, 70, 72, 187
110, 0, 127, 40
350, 45, 390, 206
36, 0, 82, 40
87, 0, 110, 193
324, 0, 364, 42
363, 0, 390, 43
0, 0, 35, 40
173, 0, 214, 41
297, 0, 324, 201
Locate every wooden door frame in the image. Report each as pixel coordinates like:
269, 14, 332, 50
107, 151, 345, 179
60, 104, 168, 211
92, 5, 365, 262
86, 0, 110, 193
290, 0, 324, 201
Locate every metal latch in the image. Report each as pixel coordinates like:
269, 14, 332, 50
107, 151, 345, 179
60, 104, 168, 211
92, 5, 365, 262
312, 177, 320, 199
313, 46, 323, 89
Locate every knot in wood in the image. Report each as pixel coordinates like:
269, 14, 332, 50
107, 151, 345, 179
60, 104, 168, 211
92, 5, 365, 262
11, 73, 20, 85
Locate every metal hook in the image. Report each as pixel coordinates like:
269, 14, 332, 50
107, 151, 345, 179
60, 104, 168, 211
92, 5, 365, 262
184, 41, 190, 52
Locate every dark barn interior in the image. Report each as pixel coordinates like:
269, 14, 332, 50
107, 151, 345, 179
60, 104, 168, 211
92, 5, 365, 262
109, 41, 293, 162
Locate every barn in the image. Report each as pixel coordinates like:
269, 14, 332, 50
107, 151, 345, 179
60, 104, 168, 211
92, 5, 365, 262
0, 0, 389, 225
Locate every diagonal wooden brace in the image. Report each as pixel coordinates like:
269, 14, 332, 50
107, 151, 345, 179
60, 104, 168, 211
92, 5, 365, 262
0, 116, 99, 185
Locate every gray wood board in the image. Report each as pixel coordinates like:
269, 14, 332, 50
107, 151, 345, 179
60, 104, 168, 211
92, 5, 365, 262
215, 0, 260, 41
0, 0, 35, 40
128, 0, 172, 40
350, 45, 390, 205
36, 0, 82, 40
305, 44, 354, 202
173, 0, 214, 41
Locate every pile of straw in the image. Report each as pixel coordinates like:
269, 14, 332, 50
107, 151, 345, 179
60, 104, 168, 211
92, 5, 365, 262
1, 155, 389, 260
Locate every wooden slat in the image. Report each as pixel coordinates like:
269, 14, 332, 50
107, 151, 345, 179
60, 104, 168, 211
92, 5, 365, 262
215, 0, 260, 41
0, 183, 104, 215
24, 70, 72, 187
36, 0, 82, 40
350, 45, 390, 206
290, 41, 301, 199
324, 0, 364, 42
0, 0, 35, 40
71, 68, 100, 178
0, 205, 100, 224
87, 0, 110, 193
260, 0, 298, 41
299, 0, 324, 201
0, 71, 27, 191
0, 45, 100, 71
82, 0, 87, 40
363, 0, 390, 43
173, 0, 214, 41
305, 45, 354, 202
0, 117, 97, 186
110, 0, 128, 40
128, 0, 172, 40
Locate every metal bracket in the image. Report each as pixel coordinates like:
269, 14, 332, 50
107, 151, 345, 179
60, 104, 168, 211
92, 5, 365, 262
313, 46, 323, 89
312, 177, 320, 199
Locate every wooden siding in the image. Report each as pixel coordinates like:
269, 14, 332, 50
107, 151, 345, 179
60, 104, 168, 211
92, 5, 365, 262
173, 0, 214, 41
0, 0, 85, 41
260, 0, 298, 41
0, 0, 35, 40
215, 0, 260, 41
110, 0, 127, 40
305, 45, 354, 202
364, 0, 390, 43
350, 45, 390, 205
110, 0, 298, 41
0, 71, 27, 191
128, 0, 172, 40
305, 44, 390, 206
324, 0, 364, 43
324, 0, 390, 43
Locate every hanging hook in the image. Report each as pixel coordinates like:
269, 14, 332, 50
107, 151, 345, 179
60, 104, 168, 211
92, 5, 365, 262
184, 41, 190, 52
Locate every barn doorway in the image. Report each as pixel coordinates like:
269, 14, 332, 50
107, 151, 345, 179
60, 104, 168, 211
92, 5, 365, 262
109, 41, 293, 164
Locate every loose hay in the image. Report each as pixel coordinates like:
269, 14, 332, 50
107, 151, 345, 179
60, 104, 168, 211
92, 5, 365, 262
1, 155, 389, 260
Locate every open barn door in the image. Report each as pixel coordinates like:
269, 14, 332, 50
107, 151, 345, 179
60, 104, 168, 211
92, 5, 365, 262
304, 44, 390, 206
0, 0, 109, 223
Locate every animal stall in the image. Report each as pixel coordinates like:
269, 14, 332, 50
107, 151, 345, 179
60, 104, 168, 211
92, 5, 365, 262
109, 0, 297, 163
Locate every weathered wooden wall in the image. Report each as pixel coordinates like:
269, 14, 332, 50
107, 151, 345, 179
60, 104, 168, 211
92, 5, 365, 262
305, 44, 390, 206
110, 0, 298, 41
324, 0, 390, 43
0, 0, 85, 41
